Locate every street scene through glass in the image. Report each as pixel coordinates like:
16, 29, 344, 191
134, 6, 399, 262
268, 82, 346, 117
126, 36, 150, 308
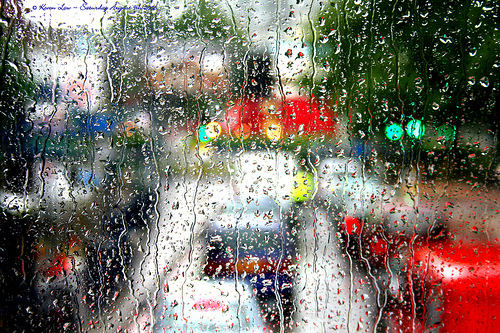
1, 0, 500, 332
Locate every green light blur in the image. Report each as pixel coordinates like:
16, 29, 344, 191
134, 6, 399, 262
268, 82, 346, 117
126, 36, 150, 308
406, 119, 425, 139
198, 126, 211, 143
385, 123, 404, 141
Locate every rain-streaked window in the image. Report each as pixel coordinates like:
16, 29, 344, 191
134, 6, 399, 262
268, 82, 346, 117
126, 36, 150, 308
1, 0, 499, 332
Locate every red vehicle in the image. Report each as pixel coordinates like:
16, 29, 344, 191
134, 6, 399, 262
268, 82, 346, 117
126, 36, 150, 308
341, 189, 500, 333
343, 222, 500, 332
383, 239, 500, 333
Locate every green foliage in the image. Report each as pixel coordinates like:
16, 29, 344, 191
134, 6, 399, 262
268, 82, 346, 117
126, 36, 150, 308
305, 0, 499, 140
172, 0, 233, 41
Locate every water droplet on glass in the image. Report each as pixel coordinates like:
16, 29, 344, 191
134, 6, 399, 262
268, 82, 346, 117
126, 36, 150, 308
480, 77, 489, 87
439, 35, 452, 44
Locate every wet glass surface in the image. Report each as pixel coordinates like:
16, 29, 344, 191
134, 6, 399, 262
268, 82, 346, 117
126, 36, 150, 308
0, 0, 499, 332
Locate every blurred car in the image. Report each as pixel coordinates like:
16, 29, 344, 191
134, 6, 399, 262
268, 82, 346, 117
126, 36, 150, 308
195, 149, 299, 330
203, 197, 295, 299
382, 237, 500, 333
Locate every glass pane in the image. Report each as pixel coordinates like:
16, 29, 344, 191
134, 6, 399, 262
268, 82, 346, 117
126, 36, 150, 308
0, 0, 499, 332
